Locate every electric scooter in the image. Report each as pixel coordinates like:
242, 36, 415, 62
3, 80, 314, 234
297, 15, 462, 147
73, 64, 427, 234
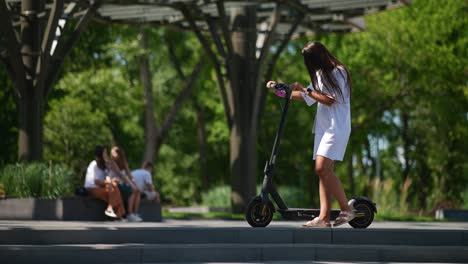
245, 83, 377, 228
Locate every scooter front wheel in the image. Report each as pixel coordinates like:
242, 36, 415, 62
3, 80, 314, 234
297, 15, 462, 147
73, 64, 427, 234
246, 197, 274, 227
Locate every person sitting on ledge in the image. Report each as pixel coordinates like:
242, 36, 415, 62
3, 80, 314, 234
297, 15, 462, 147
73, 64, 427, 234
109, 146, 142, 222
132, 161, 161, 205
84, 145, 126, 220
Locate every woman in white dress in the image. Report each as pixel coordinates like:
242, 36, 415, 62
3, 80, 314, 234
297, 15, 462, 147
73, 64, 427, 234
266, 41, 355, 227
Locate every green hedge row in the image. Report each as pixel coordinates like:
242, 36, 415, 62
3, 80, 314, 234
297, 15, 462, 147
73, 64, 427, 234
0, 162, 75, 198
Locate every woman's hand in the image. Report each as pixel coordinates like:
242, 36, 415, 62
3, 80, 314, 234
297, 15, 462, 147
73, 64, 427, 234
130, 182, 138, 192
290, 82, 305, 92
111, 178, 119, 186
125, 177, 137, 191
104, 177, 112, 184
266, 81, 276, 88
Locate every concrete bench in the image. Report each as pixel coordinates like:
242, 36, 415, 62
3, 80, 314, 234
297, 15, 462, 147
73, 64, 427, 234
435, 209, 468, 221
0, 197, 161, 221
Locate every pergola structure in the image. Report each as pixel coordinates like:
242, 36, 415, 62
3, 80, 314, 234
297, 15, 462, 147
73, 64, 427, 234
0, 0, 410, 212
96, 0, 395, 33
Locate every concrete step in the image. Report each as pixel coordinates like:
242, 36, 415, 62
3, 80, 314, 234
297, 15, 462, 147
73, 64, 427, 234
0, 243, 467, 263
1, 227, 466, 246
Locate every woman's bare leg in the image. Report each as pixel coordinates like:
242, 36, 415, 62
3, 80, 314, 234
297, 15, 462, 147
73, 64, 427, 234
318, 175, 332, 222
315, 156, 332, 222
127, 192, 135, 215
315, 155, 352, 214
134, 190, 141, 215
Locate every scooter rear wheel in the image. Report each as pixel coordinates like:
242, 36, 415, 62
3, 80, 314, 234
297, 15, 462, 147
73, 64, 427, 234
349, 200, 374, 228
246, 197, 274, 227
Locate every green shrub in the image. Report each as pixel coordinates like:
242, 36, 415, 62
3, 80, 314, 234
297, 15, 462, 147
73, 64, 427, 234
200, 185, 312, 208
277, 185, 313, 208
201, 185, 231, 208
156, 145, 200, 206
462, 186, 468, 209
0, 162, 75, 198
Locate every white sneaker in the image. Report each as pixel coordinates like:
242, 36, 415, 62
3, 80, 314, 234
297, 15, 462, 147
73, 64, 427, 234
104, 208, 117, 218
127, 214, 142, 222
126, 214, 136, 222
134, 214, 143, 222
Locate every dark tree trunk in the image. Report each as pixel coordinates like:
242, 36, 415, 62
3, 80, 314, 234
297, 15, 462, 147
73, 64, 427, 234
18, 86, 44, 161
402, 112, 411, 181
195, 103, 209, 190
229, 6, 257, 213
416, 143, 430, 210
17, 0, 45, 161
139, 28, 157, 163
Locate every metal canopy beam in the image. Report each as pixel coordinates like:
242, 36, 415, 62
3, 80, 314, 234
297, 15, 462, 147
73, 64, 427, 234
3, 0, 405, 34
88, 0, 408, 36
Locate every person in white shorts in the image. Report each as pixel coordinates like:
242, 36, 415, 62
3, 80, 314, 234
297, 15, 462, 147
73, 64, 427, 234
132, 161, 160, 204
266, 41, 355, 228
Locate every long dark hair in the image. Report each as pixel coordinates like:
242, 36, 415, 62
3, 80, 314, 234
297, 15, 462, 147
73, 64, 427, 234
111, 146, 131, 177
94, 145, 106, 170
301, 41, 352, 100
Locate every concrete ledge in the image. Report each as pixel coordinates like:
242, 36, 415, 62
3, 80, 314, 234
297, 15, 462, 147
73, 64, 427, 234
1, 226, 466, 246
436, 209, 468, 221
0, 197, 161, 222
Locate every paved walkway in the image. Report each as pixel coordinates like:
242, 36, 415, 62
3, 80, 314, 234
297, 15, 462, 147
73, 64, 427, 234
0, 219, 466, 230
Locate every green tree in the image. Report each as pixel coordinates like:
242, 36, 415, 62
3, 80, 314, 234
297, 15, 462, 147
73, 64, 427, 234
44, 97, 112, 179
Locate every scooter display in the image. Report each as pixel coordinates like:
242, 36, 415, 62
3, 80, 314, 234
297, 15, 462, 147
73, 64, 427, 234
245, 83, 377, 228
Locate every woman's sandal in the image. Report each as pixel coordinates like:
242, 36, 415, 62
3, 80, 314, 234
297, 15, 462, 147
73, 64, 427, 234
302, 217, 331, 228
333, 210, 356, 227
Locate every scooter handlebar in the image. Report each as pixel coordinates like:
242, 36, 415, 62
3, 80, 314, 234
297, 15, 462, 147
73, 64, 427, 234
271, 83, 291, 92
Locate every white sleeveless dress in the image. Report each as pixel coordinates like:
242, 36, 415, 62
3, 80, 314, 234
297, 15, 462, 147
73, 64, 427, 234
301, 66, 351, 161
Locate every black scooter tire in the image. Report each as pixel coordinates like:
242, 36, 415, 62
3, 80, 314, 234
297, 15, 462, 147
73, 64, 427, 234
246, 197, 274, 227
349, 200, 375, 228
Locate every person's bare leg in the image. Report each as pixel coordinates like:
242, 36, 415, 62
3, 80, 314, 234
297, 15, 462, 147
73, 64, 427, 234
127, 193, 135, 215
134, 191, 141, 215
327, 170, 352, 212
315, 156, 333, 223
316, 155, 352, 212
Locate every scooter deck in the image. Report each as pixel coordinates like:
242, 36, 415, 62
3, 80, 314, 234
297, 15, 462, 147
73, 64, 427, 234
277, 208, 341, 221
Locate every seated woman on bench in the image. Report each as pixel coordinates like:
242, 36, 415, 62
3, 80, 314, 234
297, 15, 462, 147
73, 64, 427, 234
83, 145, 126, 219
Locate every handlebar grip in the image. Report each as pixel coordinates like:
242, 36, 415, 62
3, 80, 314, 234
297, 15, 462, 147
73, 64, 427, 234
272, 83, 289, 90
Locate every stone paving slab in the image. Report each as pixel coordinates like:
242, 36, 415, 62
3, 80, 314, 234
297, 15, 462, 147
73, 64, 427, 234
0, 244, 466, 263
